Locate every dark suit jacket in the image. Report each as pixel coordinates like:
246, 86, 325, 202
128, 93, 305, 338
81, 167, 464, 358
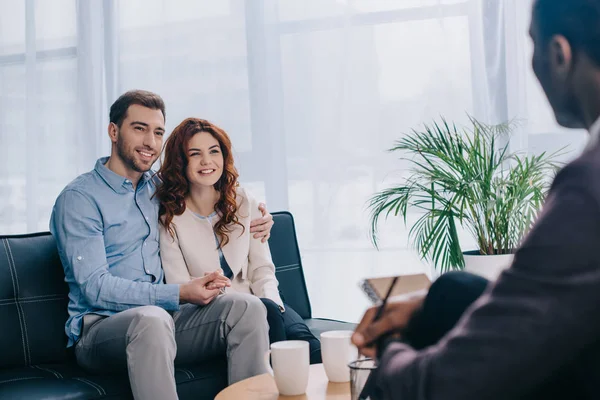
376, 139, 600, 399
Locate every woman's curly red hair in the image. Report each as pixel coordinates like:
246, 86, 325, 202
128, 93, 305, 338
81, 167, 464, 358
155, 118, 243, 247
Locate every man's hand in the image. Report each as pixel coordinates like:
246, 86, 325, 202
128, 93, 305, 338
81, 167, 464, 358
250, 202, 274, 243
179, 271, 231, 306
204, 269, 227, 290
351, 297, 424, 358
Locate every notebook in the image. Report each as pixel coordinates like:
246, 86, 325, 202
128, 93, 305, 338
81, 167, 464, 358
359, 274, 431, 303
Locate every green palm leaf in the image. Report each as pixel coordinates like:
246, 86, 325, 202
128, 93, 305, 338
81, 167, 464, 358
368, 117, 563, 272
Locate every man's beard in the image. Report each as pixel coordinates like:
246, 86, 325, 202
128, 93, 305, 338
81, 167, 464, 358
116, 134, 154, 173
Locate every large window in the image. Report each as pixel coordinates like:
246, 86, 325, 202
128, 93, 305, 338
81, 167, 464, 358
0, 0, 77, 233
1, 0, 577, 322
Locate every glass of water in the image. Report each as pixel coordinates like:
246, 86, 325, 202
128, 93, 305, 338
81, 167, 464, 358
348, 358, 377, 400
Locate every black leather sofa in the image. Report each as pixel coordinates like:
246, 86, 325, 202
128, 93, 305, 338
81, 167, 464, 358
0, 211, 355, 399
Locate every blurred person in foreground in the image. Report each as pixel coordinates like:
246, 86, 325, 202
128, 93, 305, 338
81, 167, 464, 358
352, 0, 600, 398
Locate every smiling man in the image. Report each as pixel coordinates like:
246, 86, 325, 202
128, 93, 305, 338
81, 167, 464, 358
352, 0, 600, 399
50, 90, 274, 399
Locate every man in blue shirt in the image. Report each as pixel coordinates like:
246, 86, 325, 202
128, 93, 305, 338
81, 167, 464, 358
50, 90, 274, 399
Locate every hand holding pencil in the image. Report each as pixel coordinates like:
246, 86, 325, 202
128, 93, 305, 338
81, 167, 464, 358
352, 277, 424, 399
352, 285, 424, 359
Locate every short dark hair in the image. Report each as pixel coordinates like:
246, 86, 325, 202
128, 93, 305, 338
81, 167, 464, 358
109, 90, 166, 127
534, 0, 600, 65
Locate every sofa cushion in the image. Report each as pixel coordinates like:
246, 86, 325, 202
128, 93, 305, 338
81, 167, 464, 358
0, 359, 227, 400
0, 233, 70, 370
269, 212, 313, 319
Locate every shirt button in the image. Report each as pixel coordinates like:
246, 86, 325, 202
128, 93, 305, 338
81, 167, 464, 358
125, 179, 130, 183
143, 242, 147, 246
145, 269, 150, 274
145, 216, 148, 220
76, 256, 83, 261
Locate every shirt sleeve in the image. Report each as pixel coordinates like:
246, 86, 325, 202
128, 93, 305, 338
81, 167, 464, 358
159, 221, 193, 284
244, 189, 284, 309
50, 189, 180, 312
375, 163, 600, 399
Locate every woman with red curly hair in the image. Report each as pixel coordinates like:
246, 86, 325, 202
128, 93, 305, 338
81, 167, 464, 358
156, 118, 321, 364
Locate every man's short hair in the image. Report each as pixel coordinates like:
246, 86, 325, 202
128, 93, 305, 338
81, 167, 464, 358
534, 0, 600, 65
109, 90, 166, 127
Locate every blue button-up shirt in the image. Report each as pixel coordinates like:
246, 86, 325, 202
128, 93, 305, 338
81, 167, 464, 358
50, 157, 180, 347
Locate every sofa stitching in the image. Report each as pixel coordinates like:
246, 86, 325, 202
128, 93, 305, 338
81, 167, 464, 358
17, 302, 31, 364
86, 378, 107, 396
20, 293, 65, 299
176, 367, 193, 379
76, 377, 107, 396
0, 297, 67, 306
73, 377, 101, 396
33, 365, 63, 378
175, 368, 189, 379
2, 239, 28, 366
0, 293, 67, 301
6, 240, 32, 365
86, 378, 108, 396
0, 376, 44, 385
275, 264, 299, 271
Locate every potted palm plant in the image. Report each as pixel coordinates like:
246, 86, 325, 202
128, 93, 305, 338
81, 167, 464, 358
368, 117, 562, 279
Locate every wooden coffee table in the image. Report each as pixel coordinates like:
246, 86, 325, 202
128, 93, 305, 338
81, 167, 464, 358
215, 363, 351, 399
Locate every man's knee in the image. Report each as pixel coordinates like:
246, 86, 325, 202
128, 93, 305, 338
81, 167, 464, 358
429, 271, 489, 300
422, 271, 490, 324
122, 307, 176, 370
128, 306, 175, 341
222, 292, 267, 321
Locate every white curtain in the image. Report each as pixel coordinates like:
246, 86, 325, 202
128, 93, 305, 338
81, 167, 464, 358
0, 0, 585, 322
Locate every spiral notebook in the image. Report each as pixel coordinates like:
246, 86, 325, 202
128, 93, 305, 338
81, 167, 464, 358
359, 274, 431, 303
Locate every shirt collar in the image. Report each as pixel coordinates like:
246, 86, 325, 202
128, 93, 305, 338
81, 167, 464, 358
94, 157, 153, 194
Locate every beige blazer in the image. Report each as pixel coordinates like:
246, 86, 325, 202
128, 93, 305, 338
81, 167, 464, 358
159, 187, 284, 308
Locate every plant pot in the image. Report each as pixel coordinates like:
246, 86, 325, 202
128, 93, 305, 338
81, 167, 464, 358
462, 251, 514, 281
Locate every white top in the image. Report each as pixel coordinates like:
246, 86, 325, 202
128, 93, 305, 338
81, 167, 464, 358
159, 187, 284, 308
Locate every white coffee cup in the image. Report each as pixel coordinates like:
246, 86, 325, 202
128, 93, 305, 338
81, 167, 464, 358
320, 330, 358, 383
264, 340, 309, 396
